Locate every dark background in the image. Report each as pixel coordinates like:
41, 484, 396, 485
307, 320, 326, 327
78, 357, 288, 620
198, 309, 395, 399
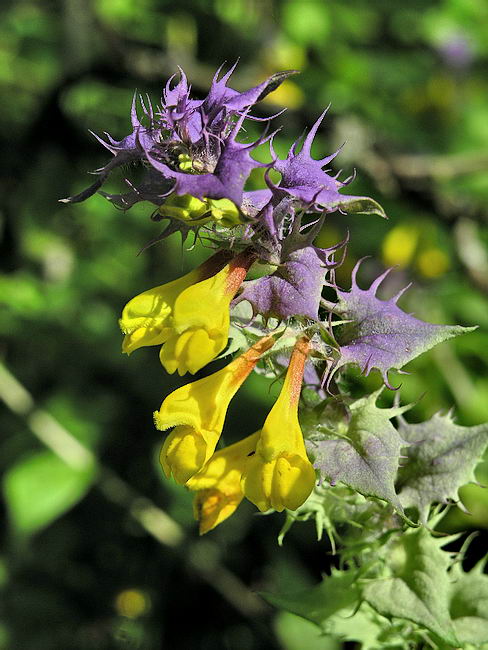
1, 1, 487, 648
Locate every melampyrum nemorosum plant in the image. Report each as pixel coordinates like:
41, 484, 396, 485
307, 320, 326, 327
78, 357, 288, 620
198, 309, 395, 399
64, 64, 488, 650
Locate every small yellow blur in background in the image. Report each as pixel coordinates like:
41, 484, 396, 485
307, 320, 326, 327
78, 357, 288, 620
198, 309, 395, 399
382, 223, 450, 279
115, 589, 151, 619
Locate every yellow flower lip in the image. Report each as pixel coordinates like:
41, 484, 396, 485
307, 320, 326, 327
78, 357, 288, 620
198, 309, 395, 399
155, 337, 274, 483
241, 337, 316, 513
118, 248, 256, 376
193, 489, 242, 535
159, 426, 208, 485
242, 452, 316, 512
188, 431, 260, 534
157, 249, 256, 376
118, 249, 232, 340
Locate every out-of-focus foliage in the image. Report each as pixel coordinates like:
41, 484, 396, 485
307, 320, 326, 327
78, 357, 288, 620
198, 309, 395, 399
0, 0, 487, 648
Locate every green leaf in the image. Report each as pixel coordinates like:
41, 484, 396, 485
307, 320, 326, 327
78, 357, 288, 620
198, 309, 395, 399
307, 390, 410, 516
3, 450, 96, 535
266, 570, 416, 649
448, 559, 488, 645
261, 568, 361, 630
333, 195, 387, 219
274, 612, 340, 650
363, 528, 459, 646
325, 602, 413, 650
396, 412, 488, 523
277, 483, 388, 551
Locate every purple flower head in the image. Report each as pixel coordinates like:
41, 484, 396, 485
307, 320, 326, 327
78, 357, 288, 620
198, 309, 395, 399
141, 110, 271, 206
159, 68, 204, 144
61, 64, 295, 209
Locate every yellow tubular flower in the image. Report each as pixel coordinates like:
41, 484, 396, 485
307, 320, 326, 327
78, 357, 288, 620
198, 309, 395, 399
187, 432, 260, 534
159, 249, 256, 376
241, 337, 316, 513
155, 336, 274, 484
119, 250, 232, 355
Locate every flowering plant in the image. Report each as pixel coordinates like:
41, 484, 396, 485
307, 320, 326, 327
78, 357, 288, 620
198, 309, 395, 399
65, 64, 488, 649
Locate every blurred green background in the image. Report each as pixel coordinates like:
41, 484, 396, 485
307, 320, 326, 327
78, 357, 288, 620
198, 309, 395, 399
1, 0, 488, 648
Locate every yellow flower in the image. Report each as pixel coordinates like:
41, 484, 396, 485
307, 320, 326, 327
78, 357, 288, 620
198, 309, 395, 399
119, 268, 200, 355
160, 250, 255, 375
158, 193, 243, 227
241, 337, 316, 512
187, 432, 260, 534
155, 336, 274, 484
119, 249, 255, 375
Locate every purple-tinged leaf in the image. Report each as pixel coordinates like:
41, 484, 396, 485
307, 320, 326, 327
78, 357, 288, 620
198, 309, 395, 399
99, 168, 175, 210
241, 189, 273, 218
269, 110, 347, 208
61, 95, 160, 204
396, 411, 488, 523
306, 390, 411, 516
333, 261, 476, 387
206, 65, 298, 113
234, 246, 328, 321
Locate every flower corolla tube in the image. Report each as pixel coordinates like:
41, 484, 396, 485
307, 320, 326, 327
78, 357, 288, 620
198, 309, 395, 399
241, 337, 317, 512
154, 336, 275, 484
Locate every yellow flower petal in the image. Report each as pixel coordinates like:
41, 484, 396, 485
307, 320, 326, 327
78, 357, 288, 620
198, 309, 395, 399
118, 250, 234, 357
188, 432, 260, 492
188, 432, 260, 533
160, 426, 208, 485
159, 322, 228, 376
122, 325, 171, 355
241, 337, 316, 512
155, 337, 274, 482
193, 489, 244, 535
119, 270, 199, 337
159, 249, 255, 375
242, 452, 316, 512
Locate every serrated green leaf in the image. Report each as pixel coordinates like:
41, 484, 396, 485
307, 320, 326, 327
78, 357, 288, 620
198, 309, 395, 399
363, 528, 459, 646
266, 570, 415, 649
396, 412, 488, 523
448, 559, 488, 645
3, 450, 96, 535
307, 391, 409, 516
261, 568, 361, 630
